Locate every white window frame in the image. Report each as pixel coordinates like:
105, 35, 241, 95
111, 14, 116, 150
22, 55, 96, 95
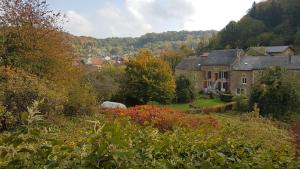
220, 72, 225, 79
242, 74, 247, 84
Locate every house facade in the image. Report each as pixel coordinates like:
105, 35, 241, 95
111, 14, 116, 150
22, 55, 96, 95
175, 46, 300, 96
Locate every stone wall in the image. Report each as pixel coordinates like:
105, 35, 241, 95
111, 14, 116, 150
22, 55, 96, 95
230, 70, 254, 96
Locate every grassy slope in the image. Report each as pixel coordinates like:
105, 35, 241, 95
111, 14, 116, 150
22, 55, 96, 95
165, 97, 224, 111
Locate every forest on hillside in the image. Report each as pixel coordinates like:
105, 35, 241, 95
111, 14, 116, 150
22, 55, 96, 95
64, 30, 217, 58
204, 0, 300, 53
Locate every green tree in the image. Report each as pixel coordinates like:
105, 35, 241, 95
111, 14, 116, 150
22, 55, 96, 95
217, 21, 239, 48
250, 67, 299, 119
236, 17, 268, 48
175, 76, 195, 103
210, 0, 300, 49
121, 49, 175, 105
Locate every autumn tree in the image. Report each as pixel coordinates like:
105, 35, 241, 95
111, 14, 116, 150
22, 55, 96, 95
121, 49, 175, 105
160, 45, 193, 73
0, 0, 76, 79
0, 0, 96, 117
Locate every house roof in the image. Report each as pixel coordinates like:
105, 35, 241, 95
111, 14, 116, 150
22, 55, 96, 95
90, 57, 103, 65
247, 46, 293, 55
232, 56, 300, 70
266, 46, 292, 53
176, 49, 243, 70
175, 56, 202, 70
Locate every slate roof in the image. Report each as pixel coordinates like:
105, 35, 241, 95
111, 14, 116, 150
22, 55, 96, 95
175, 56, 202, 70
176, 49, 243, 70
233, 56, 300, 70
266, 46, 292, 53
247, 46, 292, 55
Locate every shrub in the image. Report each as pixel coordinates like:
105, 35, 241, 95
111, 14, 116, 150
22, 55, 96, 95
233, 95, 249, 112
84, 64, 125, 102
220, 93, 234, 102
201, 102, 235, 114
250, 66, 299, 119
0, 104, 16, 131
105, 105, 219, 130
63, 82, 97, 116
175, 75, 195, 103
0, 67, 67, 119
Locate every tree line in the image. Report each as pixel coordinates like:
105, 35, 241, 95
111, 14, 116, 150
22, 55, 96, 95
199, 0, 300, 53
65, 30, 216, 58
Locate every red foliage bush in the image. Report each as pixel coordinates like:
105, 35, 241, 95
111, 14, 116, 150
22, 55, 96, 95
106, 105, 219, 131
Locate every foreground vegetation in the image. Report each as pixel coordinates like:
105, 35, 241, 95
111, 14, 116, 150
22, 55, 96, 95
1, 104, 299, 168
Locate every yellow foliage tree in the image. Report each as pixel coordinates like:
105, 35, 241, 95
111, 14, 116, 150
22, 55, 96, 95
121, 49, 175, 105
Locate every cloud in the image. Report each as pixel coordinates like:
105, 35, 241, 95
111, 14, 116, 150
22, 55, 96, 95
63, 0, 264, 38
94, 2, 152, 38
184, 0, 265, 31
126, 0, 195, 31
65, 11, 94, 36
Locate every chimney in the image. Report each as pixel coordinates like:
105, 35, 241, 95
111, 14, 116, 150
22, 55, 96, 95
237, 50, 242, 65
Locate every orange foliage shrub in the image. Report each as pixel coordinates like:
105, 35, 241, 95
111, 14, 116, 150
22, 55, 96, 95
106, 105, 219, 131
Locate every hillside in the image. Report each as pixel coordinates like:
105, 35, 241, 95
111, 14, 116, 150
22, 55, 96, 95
64, 30, 217, 58
207, 0, 300, 53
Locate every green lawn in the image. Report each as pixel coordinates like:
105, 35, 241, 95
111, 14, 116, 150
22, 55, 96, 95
165, 97, 225, 111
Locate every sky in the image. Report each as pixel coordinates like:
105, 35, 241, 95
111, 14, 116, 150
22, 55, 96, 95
47, 0, 263, 39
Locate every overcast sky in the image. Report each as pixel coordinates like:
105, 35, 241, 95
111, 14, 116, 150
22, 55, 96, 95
47, 0, 263, 38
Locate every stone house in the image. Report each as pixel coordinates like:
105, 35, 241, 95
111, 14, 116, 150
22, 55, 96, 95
231, 55, 300, 95
175, 47, 300, 96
